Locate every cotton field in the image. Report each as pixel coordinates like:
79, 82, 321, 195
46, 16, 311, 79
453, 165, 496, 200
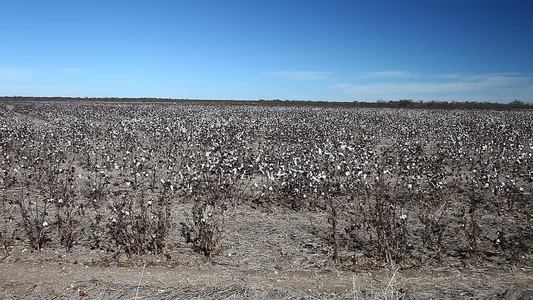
0, 100, 531, 268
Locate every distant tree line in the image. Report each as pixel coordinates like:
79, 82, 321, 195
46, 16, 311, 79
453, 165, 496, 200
375, 98, 532, 109
0, 96, 531, 110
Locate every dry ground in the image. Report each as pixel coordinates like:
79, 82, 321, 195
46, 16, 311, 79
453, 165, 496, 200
1, 206, 532, 300
2, 261, 532, 299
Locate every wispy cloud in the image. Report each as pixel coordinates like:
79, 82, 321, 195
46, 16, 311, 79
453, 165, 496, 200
0, 66, 35, 80
332, 72, 530, 101
0, 66, 82, 81
463, 72, 520, 82
361, 70, 419, 79
0, 82, 91, 97
269, 71, 333, 80
334, 74, 522, 94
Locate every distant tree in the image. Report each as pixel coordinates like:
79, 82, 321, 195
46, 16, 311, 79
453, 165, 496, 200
509, 98, 526, 108
398, 99, 414, 107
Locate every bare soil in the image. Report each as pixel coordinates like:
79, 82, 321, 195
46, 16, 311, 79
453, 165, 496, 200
2, 206, 532, 300
2, 261, 532, 300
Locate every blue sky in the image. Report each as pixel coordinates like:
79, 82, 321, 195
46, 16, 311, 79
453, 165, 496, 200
1, 0, 532, 102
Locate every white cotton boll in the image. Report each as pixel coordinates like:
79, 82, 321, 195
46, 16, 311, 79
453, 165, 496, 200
42, 221, 48, 227
400, 214, 407, 220
345, 171, 351, 176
